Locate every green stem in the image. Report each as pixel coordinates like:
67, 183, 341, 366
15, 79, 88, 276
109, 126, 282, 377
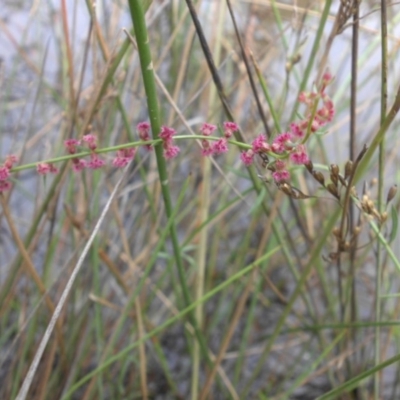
375, 1, 388, 398
127, 0, 212, 367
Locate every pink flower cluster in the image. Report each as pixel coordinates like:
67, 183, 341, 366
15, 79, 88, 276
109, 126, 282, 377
240, 133, 309, 183
159, 126, 180, 160
112, 148, 136, 168
0, 155, 17, 192
64, 135, 106, 172
0, 71, 335, 192
199, 121, 238, 156
239, 70, 335, 184
297, 70, 335, 132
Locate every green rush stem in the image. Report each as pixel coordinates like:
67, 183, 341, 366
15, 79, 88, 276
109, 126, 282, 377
375, 2, 388, 397
127, 0, 212, 366
349, 2, 360, 344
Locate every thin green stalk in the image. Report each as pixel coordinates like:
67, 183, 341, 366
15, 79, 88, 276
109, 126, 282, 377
375, 1, 388, 398
191, 1, 226, 396
127, 0, 217, 369
90, 172, 105, 400
345, 0, 359, 386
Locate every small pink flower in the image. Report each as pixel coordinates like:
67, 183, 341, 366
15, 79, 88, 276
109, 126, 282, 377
0, 166, 10, 181
64, 139, 81, 154
159, 126, 176, 141
201, 147, 214, 156
200, 123, 217, 136
137, 122, 152, 150
201, 139, 213, 156
272, 160, 290, 182
275, 159, 287, 171
310, 119, 321, 132
272, 132, 292, 153
315, 95, 335, 125
163, 144, 180, 160
112, 148, 136, 167
37, 163, 59, 175
87, 154, 106, 169
37, 163, 50, 175
112, 157, 130, 168
72, 158, 87, 172
290, 144, 309, 165
298, 91, 317, 105
223, 121, 239, 138
211, 138, 228, 155
137, 121, 151, 136
240, 149, 254, 166
4, 155, 17, 170
299, 118, 319, 133
0, 180, 12, 192
82, 134, 97, 151
320, 69, 333, 92
289, 123, 305, 139
272, 170, 290, 182
117, 148, 136, 160
252, 134, 270, 153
